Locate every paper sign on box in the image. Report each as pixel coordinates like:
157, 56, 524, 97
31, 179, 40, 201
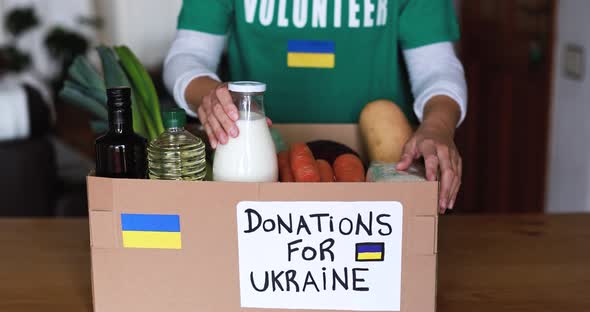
237, 201, 403, 311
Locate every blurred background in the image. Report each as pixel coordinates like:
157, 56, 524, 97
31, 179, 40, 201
0, 0, 585, 216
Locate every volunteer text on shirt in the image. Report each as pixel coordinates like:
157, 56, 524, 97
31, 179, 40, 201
245, 0, 388, 28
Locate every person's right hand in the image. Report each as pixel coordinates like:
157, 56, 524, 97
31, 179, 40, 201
198, 83, 240, 149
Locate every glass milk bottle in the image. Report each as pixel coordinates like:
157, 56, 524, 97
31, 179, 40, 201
213, 82, 278, 182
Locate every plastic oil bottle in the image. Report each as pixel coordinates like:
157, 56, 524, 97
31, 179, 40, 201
147, 109, 207, 181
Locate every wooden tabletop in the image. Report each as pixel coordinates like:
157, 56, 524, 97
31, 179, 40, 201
0, 215, 588, 312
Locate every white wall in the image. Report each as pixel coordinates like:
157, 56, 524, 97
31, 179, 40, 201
547, 1, 590, 213
95, 0, 182, 68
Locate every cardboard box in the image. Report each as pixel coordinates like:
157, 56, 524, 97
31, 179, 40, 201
87, 124, 438, 312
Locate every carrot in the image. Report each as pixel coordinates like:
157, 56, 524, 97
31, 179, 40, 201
278, 151, 295, 182
316, 159, 335, 182
289, 143, 321, 182
333, 154, 365, 182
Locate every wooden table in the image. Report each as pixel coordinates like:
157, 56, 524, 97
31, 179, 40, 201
1, 215, 588, 312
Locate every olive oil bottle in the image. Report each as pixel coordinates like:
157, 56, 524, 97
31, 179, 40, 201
95, 87, 147, 178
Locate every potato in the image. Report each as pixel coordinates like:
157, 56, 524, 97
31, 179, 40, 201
359, 100, 413, 163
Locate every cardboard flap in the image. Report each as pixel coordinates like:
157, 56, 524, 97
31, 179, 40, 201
90, 211, 116, 249
410, 183, 438, 216
409, 217, 437, 255
87, 177, 114, 211
434, 216, 439, 254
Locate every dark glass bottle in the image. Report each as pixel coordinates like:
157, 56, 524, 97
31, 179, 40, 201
95, 87, 147, 179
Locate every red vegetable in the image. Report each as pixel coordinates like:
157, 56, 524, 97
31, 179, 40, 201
333, 154, 365, 182
278, 151, 294, 182
316, 159, 335, 182
289, 143, 320, 182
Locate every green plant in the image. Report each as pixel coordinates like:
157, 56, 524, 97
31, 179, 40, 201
0, 6, 95, 95
45, 27, 89, 68
60, 46, 164, 141
0, 46, 31, 73
0, 7, 39, 74
5, 7, 39, 37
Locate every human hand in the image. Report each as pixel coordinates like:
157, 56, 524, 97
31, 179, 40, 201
197, 83, 240, 149
396, 125, 462, 214
197, 83, 273, 149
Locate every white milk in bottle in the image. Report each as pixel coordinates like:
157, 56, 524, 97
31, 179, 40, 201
213, 82, 278, 182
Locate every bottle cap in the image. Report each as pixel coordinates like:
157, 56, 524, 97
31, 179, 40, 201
107, 87, 131, 108
228, 81, 266, 93
162, 108, 186, 129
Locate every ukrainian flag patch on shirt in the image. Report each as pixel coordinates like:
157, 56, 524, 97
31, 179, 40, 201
121, 213, 182, 249
287, 40, 335, 68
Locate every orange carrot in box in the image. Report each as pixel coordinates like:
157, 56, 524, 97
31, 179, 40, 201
316, 159, 335, 182
333, 154, 365, 182
289, 143, 320, 182
278, 151, 295, 182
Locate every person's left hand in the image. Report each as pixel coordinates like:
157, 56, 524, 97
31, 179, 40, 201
396, 125, 462, 214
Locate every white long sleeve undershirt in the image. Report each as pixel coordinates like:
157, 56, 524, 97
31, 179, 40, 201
402, 42, 467, 125
163, 30, 226, 118
163, 29, 467, 124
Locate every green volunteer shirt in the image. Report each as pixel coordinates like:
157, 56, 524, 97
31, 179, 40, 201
178, 0, 459, 124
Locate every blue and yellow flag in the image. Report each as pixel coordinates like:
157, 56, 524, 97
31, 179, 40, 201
356, 242, 385, 261
121, 214, 182, 249
287, 40, 335, 69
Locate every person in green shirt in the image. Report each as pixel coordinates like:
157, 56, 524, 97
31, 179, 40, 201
163, 0, 467, 213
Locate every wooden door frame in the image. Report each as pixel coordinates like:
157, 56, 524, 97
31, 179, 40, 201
543, 0, 559, 212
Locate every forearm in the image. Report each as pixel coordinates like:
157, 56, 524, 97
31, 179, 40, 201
403, 42, 467, 126
420, 95, 461, 138
163, 29, 226, 117
185, 76, 222, 113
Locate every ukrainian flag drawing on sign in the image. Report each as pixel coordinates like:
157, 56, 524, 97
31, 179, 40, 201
287, 40, 335, 69
356, 242, 385, 261
121, 214, 182, 249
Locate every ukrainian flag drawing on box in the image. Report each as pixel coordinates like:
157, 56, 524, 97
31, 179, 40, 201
121, 214, 182, 249
287, 40, 335, 69
356, 242, 385, 261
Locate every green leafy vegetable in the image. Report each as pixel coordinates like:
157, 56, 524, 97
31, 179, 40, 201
114, 45, 164, 135
59, 86, 107, 120
97, 46, 151, 139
